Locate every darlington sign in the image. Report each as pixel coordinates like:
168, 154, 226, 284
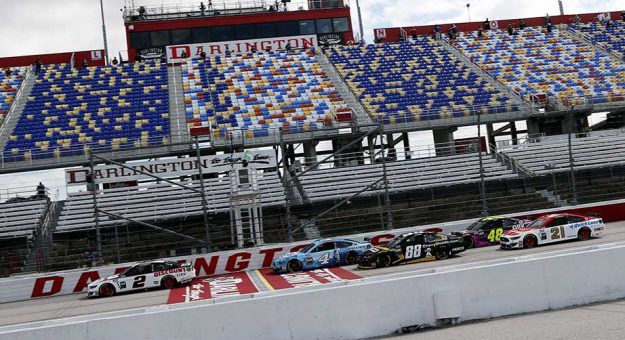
65, 150, 276, 186
166, 35, 318, 62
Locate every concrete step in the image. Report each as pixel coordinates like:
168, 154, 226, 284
167, 66, 190, 145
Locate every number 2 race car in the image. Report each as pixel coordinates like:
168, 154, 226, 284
451, 216, 528, 249
357, 229, 466, 269
272, 237, 372, 273
500, 213, 605, 249
88, 260, 195, 298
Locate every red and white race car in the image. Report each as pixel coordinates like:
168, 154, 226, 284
499, 213, 604, 249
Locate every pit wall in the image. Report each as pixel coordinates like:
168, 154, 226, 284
1, 198, 625, 304
2, 242, 625, 340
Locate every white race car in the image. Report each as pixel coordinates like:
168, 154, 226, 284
88, 260, 195, 298
500, 213, 604, 249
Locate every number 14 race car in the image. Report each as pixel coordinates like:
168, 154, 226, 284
500, 213, 605, 249
358, 229, 466, 269
88, 260, 195, 298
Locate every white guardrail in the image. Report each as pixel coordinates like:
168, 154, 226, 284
1, 197, 625, 305
2, 240, 625, 340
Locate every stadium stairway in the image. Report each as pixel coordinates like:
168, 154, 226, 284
316, 51, 372, 125
0, 70, 35, 154
167, 66, 190, 146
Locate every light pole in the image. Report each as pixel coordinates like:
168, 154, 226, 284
558, 0, 564, 15
477, 111, 488, 216
466, 3, 471, 22
355, 0, 365, 43
568, 111, 578, 205
99, 0, 110, 65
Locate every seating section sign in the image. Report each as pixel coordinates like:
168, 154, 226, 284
166, 35, 318, 62
65, 150, 276, 185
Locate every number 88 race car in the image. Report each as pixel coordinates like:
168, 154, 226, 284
500, 213, 604, 249
358, 229, 466, 269
88, 260, 195, 298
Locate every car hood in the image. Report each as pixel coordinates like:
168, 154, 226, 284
275, 252, 300, 261
504, 228, 536, 237
361, 246, 390, 255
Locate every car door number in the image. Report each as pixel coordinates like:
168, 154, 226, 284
405, 245, 422, 259
487, 228, 504, 242
550, 226, 566, 240
316, 253, 330, 265
133, 275, 146, 288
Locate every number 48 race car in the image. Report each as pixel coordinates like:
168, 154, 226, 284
500, 213, 605, 249
88, 260, 195, 298
358, 229, 466, 269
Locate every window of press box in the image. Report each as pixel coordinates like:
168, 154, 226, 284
192, 27, 212, 43
255, 23, 276, 38
130, 32, 151, 49
299, 20, 316, 35
212, 26, 234, 42
235, 24, 256, 40
316, 18, 332, 34
170, 29, 192, 44
150, 30, 170, 47
275, 21, 299, 37
332, 17, 349, 32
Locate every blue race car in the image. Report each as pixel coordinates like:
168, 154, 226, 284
272, 238, 372, 273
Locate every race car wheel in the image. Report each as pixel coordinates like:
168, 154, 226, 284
345, 252, 358, 265
376, 254, 391, 268
435, 249, 450, 260
523, 235, 537, 249
464, 237, 474, 249
578, 227, 591, 241
161, 276, 177, 289
287, 260, 303, 273
99, 283, 115, 297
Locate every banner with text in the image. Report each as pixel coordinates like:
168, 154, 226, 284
65, 150, 276, 186
166, 35, 317, 62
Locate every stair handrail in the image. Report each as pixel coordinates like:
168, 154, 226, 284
490, 143, 535, 178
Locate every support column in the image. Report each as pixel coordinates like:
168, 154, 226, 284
386, 133, 396, 161
402, 132, 411, 159
486, 123, 495, 150
510, 121, 518, 145
526, 117, 541, 136
432, 127, 457, 156
560, 114, 578, 134
302, 141, 317, 168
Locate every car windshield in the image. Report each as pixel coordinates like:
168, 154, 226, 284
467, 219, 487, 231
528, 217, 549, 228
299, 243, 316, 253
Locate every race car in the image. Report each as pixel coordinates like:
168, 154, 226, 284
358, 230, 466, 269
451, 216, 528, 249
87, 260, 195, 298
500, 213, 605, 249
272, 237, 372, 273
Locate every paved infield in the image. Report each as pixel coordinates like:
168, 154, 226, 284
1, 220, 624, 327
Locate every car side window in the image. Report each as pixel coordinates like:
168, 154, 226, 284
490, 220, 504, 229
425, 234, 438, 243
153, 263, 168, 272
124, 265, 142, 277
567, 216, 585, 223
412, 235, 425, 244
313, 242, 335, 253
142, 265, 153, 274
335, 241, 352, 249
550, 217, 569, 227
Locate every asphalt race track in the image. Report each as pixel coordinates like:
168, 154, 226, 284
2, 220, 625, 327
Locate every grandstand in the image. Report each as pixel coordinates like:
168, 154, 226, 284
570, 20, 625, 59
3, 62, 170, 162
0, 68, 25, 124
328, 38, 522, 124
181, 49, 352, 142
454, 26, 625, 109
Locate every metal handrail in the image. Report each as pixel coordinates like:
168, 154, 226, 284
0, 68, 30, 138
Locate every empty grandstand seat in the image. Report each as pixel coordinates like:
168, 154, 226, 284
455, 26, 625, 105
0, 198, 47, 239
327, 38, 518, 124
180, 50, 347, 140
4, 62, 170, 161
